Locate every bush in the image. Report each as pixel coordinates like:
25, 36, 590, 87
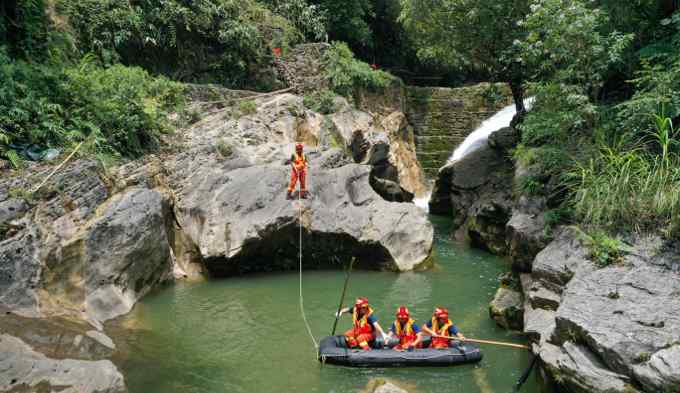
576, 228, 631, 268
303, 89, 337, 114
0, 53, 184, 163
322, 41, 392, 97
59, 0, 302, 87
239, 100, 258, 116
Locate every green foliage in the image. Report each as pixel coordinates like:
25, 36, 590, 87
216, 138, 233, 158
576, 228, 631, 268
303, 89, 337, 114
617, 60, 680, 137
322, 41, 391, 97
567, 142, 680, 233
264, 0, 327, 41
520, 83, 596, 147
58, 0, 302, 87
518, 0, 633, 97
516, 175, 542, 196
309, 0, 372, 48
400, 0, 530, 81
0, 51, 184, 160
239, 100, 258, 116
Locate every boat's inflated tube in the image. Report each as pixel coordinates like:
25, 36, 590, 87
317, 335, 483, 367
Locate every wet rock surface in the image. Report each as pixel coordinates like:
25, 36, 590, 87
0, 334, 126, 393
489, 286, 524, 330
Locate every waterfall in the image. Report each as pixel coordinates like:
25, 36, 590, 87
413, 191, 432, 213
414, 98, 533, 212
449, 98, 533, 163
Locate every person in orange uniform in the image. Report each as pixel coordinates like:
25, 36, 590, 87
421, 307, 466, 349
387, 306, 423, 351
336, 297, 389, 350
287, 143, 308, 200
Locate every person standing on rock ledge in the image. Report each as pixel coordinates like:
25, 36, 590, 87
287, 142, 308, 200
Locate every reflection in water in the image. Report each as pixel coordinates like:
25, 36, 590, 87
116, 216, 539, 393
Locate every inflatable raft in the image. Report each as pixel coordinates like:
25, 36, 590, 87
317, 335, 483, 367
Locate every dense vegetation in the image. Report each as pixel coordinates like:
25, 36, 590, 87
3, 0, 680, 239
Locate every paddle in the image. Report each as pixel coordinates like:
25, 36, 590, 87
331, 257, 356, 336
432, 334, 529, 350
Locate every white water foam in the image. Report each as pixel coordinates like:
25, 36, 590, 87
413, 191, 432, 213
449, 98, 533, 163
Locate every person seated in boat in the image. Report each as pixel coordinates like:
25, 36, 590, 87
336, 297, 389, 350
421, 307, 466, 349
387, 306, 423, 351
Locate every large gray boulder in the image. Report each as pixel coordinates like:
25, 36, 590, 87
0, 160, 174, 326
0, 334, 126, 393
540, 342, 638, 393
166, 94, 433, 274
525, 228, 680, 392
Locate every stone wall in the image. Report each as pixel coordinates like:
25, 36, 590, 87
404, 84, 513, 178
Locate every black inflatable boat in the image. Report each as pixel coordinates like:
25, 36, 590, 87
317, 335, 483, 367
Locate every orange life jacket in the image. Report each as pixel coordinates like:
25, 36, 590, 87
291, 153, 307, 170
352, 307, 375, 336
394, 318, 417, 345
430, 317, 453, 348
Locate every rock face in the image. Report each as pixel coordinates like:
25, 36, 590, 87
489, 286, 524, 330
429, 142, 514, 254
166, 93, 433, 274
0, 161, 173, 326
525, 228, 680, 393
0, 334, 126, 393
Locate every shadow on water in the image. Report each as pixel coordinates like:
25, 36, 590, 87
112, 214, 545, 393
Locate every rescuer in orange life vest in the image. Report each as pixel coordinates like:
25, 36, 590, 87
336, 297, 389, 350
287, 143, 308, 200
421, 307, 466, 349
387, 306, 423, 351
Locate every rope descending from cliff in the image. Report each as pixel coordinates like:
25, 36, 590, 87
298, 188, 318, 350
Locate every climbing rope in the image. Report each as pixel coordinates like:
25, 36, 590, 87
297, 184, 318, 350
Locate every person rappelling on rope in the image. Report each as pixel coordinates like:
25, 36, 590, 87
336, 297, 389, 350
422, 307, 466, 349
387, 306, 423, 351
287, 142, 308, 200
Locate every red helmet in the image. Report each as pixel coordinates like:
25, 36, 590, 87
355, 297, 369, 309
396, 306, 410, 319
434, 307, 449, 319
295, 143, 303, 152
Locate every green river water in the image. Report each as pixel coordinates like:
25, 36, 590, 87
116, 216, 541, 393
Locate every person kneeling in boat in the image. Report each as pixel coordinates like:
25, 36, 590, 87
387, 306, 423, 351
421, 307, 466, 349
336, 297, 389, 350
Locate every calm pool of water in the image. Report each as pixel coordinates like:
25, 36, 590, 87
115, 216, 540, 393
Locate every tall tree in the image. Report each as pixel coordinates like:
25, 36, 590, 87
400, 0, 531, 115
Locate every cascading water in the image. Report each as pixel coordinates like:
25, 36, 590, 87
449, 98, 534, 163
414, 98, 532, 210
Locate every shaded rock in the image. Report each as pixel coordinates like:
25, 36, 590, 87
506, 210, 549, 272
540, 342, 638, 393
489, 286, 523, 330
520, 274, 556, 345
0, 311, 116, 361
488, 126, 518, 151
532, 228, 594, 286
0, 334, 126, 393
429, 144, 514, 253
79, 188, 173, 324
